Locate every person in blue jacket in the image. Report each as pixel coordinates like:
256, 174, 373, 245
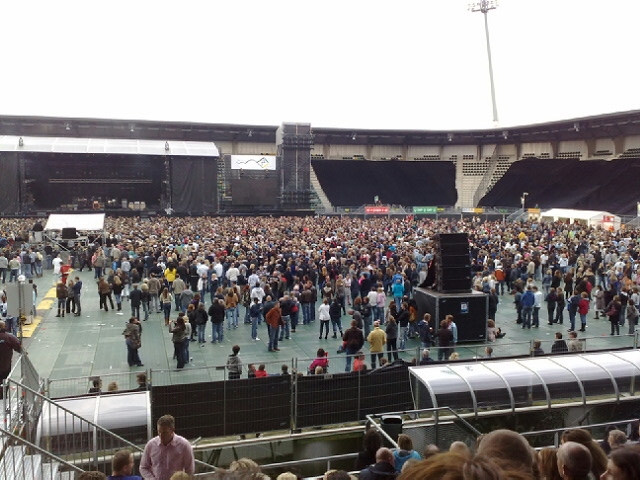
393, 434, 421, 472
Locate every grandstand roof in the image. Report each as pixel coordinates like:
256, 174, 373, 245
2, 110, 640, 147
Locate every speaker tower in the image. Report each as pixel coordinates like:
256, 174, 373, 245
435, 233, 471, 293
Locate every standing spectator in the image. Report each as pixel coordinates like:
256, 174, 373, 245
385, 316, 398, 362
329, 297, 343, 339
532, 286, 543, 328
546, 287, 558, 325
148, 274, 162, 313
72, 276, 82, 317
555, 288, 566, 325
556, 441, 592, 480
55, 281, 67, 317
266, 300, 282, 352
318, 298, 331, 340
358, 447, 397, 480
626, 299, 639, 335
193, 302, 208, 345
208, 298, 225, 344
367, 321, 386, 369
160, 287, 173, 326
249, 297, 261, 341
605, 295, 622, 336
343, 319, 364, 372
393, 434, 421, 472
122, 317, 143, 367
226, 344, 243, 379
169, 316, 187, 369
551, 332, 568, 354
129, 284, 142, 320
355, 430, 383, 470
521, 286, 535, 330
140, 414, 194, 480
436, 320, 453, 361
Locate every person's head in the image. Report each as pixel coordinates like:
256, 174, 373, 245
449, 440, 471, 458
557, 441, 592, 480
373, 320, 380, 328
375, 447, 394, 466
232, 345, 240, 355
398, 452, 503, 480
111, 449, 134, 475
317, 348, 327, 358
476, 429, 535, 476
281, 364, 289, 375
533, 340, 542, 349
561, 428, 608, 478
362, 429, 383, 454
422, 349, 431, 359
258, 364, 266, 372
107, 381, 118, 392
568, 330, 578, 340
136, 372, 147, 387
422, 443, 440, 459
449, 352, 460, 361
487, 319, 495, 328
556, 332, 563, 340
605, 445, 640, 480
609, 430, 628, 450
157, 414, 175, 446
485, 346, 494, 356
228, 457, 262, 473
538, 447, 563, 480
397, 434, 414, 451
91, 378, 101, 389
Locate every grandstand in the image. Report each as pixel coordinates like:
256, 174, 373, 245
2, 109, 640, 216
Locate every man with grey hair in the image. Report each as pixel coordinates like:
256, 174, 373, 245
358, 447, 398, 479
557, 441, 592, 480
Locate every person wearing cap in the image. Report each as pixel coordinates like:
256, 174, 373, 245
367, 320, 386, 369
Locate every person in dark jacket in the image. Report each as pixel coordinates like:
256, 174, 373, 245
208, 299, 225, 344
329, 297, 344, 339
0, 320, 22, 399
129, 284, 142, 320
194, 302, 209, 345
343, 319, 364, 372
436, 319, 453, 361
551, 332, 568, 354
355, 429, 383, 470
385, 317, 398, 362
358, 447, 398, 480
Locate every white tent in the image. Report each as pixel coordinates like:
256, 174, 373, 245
44, 213, 105, 232
540, 208, 621, 230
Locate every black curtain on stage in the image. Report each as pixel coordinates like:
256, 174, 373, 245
0, 153, 20, 214
170, 157, 217, 214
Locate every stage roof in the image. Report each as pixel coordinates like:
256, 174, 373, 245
0, 136, 219, 157
44, 214, 105, 232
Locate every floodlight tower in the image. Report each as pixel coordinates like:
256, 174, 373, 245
469, 0, 499, 126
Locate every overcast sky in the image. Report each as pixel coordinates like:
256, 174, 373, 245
1, 0, 637, 131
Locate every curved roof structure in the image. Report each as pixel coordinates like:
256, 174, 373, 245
410, 350, 640, 415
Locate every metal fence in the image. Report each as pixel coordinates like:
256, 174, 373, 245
46, 371, 146, 399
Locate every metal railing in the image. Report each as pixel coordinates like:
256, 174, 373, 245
0, 426, 84, 479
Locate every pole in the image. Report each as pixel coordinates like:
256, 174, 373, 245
483, 11, 499, 124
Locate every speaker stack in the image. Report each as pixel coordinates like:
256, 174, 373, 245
61, 227, 77, 240
434, 233, 471, 293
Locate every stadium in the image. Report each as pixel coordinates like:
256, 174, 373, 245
2, 0, 640, 477
1, 109, 640, 479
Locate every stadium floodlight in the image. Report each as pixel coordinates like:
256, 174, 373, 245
469, 0, 499, 125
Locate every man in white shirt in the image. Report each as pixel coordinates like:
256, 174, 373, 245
532, 286, 544, 328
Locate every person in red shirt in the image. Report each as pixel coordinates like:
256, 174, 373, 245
254, 364, 268, 378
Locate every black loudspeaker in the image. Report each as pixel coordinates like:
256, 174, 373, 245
435, 233, 471, 293
61, 227, 77, 240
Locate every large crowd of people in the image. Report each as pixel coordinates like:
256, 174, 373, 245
2, 214, 640, 373
4, 215, 640, 477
